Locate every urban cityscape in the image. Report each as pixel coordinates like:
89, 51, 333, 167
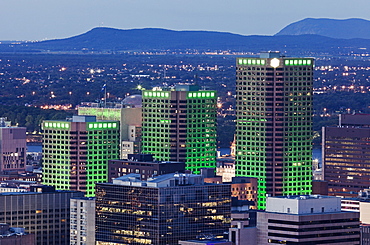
2, 6, 370, 245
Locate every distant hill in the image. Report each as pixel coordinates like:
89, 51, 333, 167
275, 18, 370, 39
1, 26, 370, 54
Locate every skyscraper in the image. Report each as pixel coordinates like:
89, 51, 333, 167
141, 85, 217, 174
235, 51, 313, 209
42, 115, 120, 196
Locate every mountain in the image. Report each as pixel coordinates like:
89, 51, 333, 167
1, 26, 370, 54
275, 18, 370, 39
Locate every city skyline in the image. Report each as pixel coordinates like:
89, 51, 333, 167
1, 0, 370, 40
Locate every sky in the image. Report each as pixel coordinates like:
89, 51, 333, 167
1, 0, 370, 41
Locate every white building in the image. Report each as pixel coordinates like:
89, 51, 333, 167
70, 197, 96, 245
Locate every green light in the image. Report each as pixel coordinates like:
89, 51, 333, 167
284, 59, 312, 66
43, 121, 70, 129
88, 122, 118, 130
187, 91, 216, 99
143, 91, 169, 98
238, 59, 266, 66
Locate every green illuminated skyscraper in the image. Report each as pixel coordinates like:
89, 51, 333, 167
235, 51, 313, 209
141, 85, 217, 174
42, 115, 120, 197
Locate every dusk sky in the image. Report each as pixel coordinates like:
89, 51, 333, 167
1, 0, 370, 41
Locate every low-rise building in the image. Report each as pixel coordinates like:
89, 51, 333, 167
0, 185, 83, 245
257, 195, 360, 244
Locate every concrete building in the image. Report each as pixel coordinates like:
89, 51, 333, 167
0, 185, 83, 245
257, 195, 360, 244
108, 154, 185, 181
78, 96, 142, 159
70, 197, 95, 245
95, 173, 231, 245
323, 114, 370, 197
235, 52, 313, 209
42, 115, 120, 196
0, 118, 26, 174
141, 85, 217, 174
229, 211, 257, 245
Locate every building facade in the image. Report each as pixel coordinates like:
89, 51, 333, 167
95, 173, 231, 245
0, 119, 26, 174
141, 85, 217, 174
257, 195, 360, 244
70, 197, 95, 245
323, 114, 370, 197
235, 52, 313, 208
42, 115, 120, 196
0, 186, 83, 245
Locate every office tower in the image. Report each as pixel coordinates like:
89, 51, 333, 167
256, 195, 360, 244
323, 113, 370, 197
0, 118, 26, 174
141, 84, 217, 174
235, 51, 313, 209
42, 115, 120, 197
78, 97, 142, 159
70, 197, 96, 245
0, 185, 84, 245
108, 153, 185, 181
95, 173, 231, 245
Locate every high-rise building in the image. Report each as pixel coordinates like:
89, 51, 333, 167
141, 85, 217, 174
0, 118, 26, 174
95, 173, 231, 245
235, 51, 313, 208
42, 115, 120, 196
323, 113, 370, 197
0, 185, 84, 245
78, 97, 142, 159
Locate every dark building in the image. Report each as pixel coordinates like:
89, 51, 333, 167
0, 186, 83, 245
362, 225, 370, 245
235, 51, 314, 209
323, 114, 370, 197
108, 154, 185, 181
312, 180, 328, 195
95, 173, 231, 245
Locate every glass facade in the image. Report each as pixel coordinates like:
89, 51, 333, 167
95, 181, 231, 245
141, 90, 217, 174
42, 120, 120, 197
235, 56, 313, 209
